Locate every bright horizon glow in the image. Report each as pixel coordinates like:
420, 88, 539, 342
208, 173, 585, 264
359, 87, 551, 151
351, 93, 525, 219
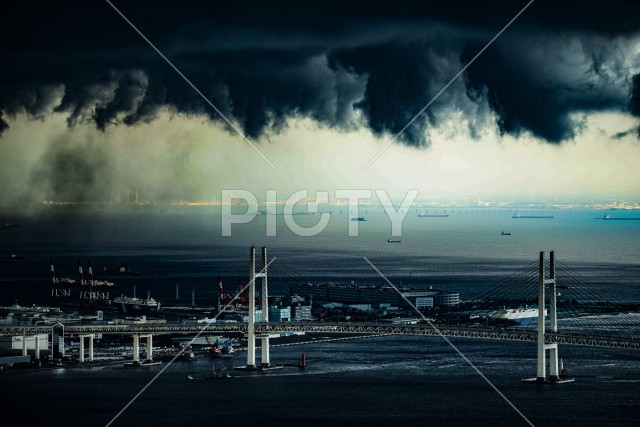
0, 108, 638, 210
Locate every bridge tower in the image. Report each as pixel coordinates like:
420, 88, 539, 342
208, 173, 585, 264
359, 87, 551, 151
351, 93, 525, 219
525, 251, 573, 384
241, 245, 275, 370
260, 246, 270, 367
246, 245, 269, 368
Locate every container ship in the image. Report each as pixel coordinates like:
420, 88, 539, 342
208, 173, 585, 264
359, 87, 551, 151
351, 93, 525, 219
512, 213, 554, 219
602, 214, 640, 220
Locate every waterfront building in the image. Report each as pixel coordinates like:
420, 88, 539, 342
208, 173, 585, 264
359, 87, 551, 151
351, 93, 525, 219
290, 283, 459, 310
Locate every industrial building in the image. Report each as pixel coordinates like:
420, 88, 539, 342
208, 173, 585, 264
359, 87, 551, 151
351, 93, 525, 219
290, 282, 459, 310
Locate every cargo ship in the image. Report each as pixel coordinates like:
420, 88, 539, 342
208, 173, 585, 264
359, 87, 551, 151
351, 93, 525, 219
418, 213, 448, 217
602, 214, 640, 220
112, 292, 160, 314
512, 213, 554, 219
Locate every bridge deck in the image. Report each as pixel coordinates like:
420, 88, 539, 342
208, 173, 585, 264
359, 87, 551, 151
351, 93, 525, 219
1, 322, 637, 350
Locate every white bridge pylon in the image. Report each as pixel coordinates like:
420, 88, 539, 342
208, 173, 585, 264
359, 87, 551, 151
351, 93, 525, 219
246, 245, 270, 369
526, 250, 573, 384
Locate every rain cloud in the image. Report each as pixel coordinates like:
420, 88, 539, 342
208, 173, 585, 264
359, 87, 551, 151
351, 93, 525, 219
1, 0, 639, 146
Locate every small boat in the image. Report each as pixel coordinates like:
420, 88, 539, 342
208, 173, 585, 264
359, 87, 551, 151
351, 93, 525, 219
387, 239, 401, 243
9, 254, 26, 261
350, 217, 367, 222
187, 375, 194, 380
501, 231, 511, 235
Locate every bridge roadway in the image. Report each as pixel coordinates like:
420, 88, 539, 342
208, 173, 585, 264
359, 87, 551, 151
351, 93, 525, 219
1, 322, 638, 350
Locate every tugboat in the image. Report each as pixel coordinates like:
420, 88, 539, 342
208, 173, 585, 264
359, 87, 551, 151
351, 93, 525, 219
501, 231, 511, 235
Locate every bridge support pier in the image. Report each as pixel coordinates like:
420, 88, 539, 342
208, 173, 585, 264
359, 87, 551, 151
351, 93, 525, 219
139, 334, 153, 361
131, 334, 153, 362
22, 335, 27, 356
79, 334, 94, 363
34, 335, 40, 360
133, 334, 140, 362
525, 251, 573, 384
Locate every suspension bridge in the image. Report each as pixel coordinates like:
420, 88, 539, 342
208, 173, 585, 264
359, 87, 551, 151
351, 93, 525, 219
1, 247, 638, 382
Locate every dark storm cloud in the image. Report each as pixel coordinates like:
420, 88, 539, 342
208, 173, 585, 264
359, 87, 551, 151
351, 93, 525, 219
0, 0, 638, 145
631, 74, 640, 117
0, 112, 8, 134
463, 34, 635, 143
92, 70, 149, 131
630, 73, 640, 137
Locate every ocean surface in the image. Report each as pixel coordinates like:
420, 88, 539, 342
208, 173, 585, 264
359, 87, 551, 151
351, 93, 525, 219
0, 206, 639, 426
1, 206, 640, 304
1, 337, 639, 426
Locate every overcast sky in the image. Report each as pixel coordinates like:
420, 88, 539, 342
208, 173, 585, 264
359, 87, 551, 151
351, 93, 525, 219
1, 0, 638, 207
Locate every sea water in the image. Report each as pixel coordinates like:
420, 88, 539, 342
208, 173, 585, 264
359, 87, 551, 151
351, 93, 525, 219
0, 206, 639, 426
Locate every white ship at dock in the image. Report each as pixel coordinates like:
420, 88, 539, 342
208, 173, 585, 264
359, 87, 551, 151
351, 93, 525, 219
490, 306, 547, 324
112, 292, 160, 314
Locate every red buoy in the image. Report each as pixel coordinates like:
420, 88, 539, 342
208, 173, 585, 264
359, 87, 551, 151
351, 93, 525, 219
298, 353, 306, 369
